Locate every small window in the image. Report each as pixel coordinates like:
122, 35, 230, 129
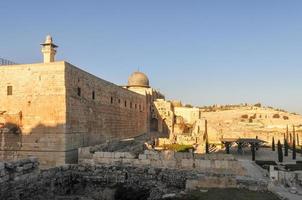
111, 97, 113, 104
92, 91, 95, 100
77, 87, 81, 96
124, 100, 127, 107
130, 102, 132, 108
7, 86, 13, 95
135, 104, 137, 109
118, 99, 121, 104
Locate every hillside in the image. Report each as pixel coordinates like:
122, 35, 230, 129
200, 105, 302, 144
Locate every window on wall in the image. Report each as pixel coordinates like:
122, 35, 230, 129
135, 104, 137, 109
118, 99, 121, 104
7, 86, 13, 95
92, 91, 95, 100
130, 102, 132, 108
111, 97, 113, 104
124, 100, 127, 107
77, 87, 81, 96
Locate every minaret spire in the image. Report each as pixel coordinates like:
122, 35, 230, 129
40, 35, 58, 63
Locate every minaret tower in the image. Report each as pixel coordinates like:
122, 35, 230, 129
40, 35, 58, 63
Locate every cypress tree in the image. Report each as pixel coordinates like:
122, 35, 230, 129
277, 140, 283, 163
226, 143, 230, 154
251, 143, 256, 161
272, 137, 275, 151
284, 139, 288, 157
205, 138, 209, 154
293, 126, 296, 160
286, 125, 289, 140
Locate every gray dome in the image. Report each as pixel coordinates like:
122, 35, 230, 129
128, 71, 150, 87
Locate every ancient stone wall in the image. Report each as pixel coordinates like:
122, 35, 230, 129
0, 158, 268, 200
64, 63, 148, 163
79, 149, 246, 175
152, 99, 174, 134
0, 61, 149, 167
174, 107, 201, 124
0, 62, 67, 166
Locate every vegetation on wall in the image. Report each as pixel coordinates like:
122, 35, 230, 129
162, 144, 194, 152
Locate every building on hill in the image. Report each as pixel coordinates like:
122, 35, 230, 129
0, 35, 209, 167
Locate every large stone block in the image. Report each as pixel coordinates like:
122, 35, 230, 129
124, 152, 135, 159
160, 151, 175, 160
162, 160, 177, 168
103, 152, 114, 158
121, 158, 135, 165
93, 152, 104, 158
138, 154, 147, 160
181, 159, 194, 169
195, 159, 211, 169
114, 152, 125, 159
150, 160, 163, 168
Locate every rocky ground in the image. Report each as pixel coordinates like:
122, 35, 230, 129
172, 188, 280, 200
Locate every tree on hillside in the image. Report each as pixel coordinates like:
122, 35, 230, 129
292, 126, 296, 160
284, 139, 289, 157
273, 114, 280, 118
286, 125, 289, 140
272, 137, 275, 151
277, 140, 283, 163
251, 143, 256, 161
204, 120, 209, 154
205, 139, 209, 154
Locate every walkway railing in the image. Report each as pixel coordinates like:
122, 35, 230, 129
0, 58, 17, 65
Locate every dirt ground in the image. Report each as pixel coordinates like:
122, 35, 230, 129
178, 188, 280, 200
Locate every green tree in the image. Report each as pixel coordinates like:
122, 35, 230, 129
251, 143, 256, 161
284, 139, 289, 157
205, 139, 209, 154
293, 126, 296, 160
277, 140, 283, 163
272, 137, 275, 151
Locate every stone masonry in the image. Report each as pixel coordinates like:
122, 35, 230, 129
0, 158, 269, 200
0, 61, 148, 167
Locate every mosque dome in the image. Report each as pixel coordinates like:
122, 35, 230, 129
127, 71, 150, 88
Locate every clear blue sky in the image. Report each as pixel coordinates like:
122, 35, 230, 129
1, 0, 302, 113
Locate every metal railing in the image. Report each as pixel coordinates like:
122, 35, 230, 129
0, 58, 17, 65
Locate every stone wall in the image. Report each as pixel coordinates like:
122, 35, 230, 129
0, 158, 268, 200
152, 99, 175, 134
174, 107, 201, 124
0, 61, 149, 167
269, 166, 302, 188
79, 149, 246, 175
0, 158, 76, 200
0, 62, 67, 166
64, 62, 148, 163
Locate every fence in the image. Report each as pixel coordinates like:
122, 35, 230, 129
0, 58, 17, 65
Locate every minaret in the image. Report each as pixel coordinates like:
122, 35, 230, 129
40, 35, 58, 63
